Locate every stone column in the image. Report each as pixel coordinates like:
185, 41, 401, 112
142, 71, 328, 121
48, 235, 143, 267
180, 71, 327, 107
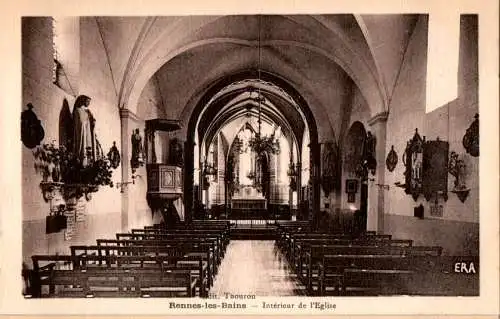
367, 111, 389, 233
119, 108, 140, 232
310, 142, 321, 228
296, 161, 302, 203
184, 140, 195, 223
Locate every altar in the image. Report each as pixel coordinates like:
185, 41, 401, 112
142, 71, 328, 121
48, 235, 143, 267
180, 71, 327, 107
231, 185, 267, 209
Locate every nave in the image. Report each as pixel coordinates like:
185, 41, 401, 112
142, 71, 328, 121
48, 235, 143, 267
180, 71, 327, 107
209, 240, 305, 296
19, 14, 481, 302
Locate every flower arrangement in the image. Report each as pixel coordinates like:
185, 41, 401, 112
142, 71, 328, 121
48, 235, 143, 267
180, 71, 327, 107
33, 141, 114, 188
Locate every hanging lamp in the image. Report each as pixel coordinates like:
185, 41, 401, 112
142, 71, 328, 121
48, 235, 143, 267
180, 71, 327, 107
248, 15, 280, 156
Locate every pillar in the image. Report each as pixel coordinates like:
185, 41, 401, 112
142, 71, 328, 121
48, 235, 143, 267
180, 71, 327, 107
367, 111, 389, 233
119, 108, 140, 232
296, 161, 302, 203
310, 142, 321, 228
184, 139, 195, 223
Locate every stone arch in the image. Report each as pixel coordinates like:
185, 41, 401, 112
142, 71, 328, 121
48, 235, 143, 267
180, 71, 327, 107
183, 70, 320, 222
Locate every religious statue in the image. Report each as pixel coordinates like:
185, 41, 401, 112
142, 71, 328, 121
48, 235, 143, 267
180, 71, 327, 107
107, 141, 121, 169
168, 138, 184, 167
72, 95, 97, 167
321, 141, 338, 196
448, 151, 470, 202
363, 131, 377, 175
131, 128, 144, 171
448, 151, 467, 190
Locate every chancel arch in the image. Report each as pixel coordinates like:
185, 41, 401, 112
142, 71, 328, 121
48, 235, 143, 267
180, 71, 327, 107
184, 70, 320, 223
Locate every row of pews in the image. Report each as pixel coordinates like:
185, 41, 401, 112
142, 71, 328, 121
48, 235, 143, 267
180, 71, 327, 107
276, 221, 478, 296
27, 220, 230, 298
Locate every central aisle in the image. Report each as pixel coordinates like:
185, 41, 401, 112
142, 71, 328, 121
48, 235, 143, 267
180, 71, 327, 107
210, 240, 305, 296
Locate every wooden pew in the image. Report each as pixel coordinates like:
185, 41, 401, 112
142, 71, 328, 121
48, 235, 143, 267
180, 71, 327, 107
95, 239, 213, 292
113, 233, 221, 275
299, 242, 416, 291
118, 231, 224, 257
341, 254, 459, 296
37, 268, 197, 298
71, 244, 214, 292
130, 228, 229, 253
279, 231, 387, 256
148, 220, 231, 234
317, 247, 442, 296
342, 268, 415, 296
31, 254, 202, 298
75, 254, 207, 297
284, 233, 395, 269
30, 255, 76, 297
318, 254, 413, 295
296, 239, 413, 272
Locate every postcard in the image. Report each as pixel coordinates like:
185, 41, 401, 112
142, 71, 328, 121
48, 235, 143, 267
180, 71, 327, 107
0, 0, 498, 317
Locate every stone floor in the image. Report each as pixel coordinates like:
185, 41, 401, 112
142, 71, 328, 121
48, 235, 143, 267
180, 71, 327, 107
209, 240, 306, 297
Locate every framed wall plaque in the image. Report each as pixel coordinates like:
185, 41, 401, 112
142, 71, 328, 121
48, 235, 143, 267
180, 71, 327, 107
422, 139, 449, 201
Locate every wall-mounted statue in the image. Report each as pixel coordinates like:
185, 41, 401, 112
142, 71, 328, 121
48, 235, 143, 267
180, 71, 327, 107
73, 95, 98, 167
21, 103, 45, 149
131, 128, 144, 172
168, 138, 184, 167
107, 141, 120, 169
448, 151, 470, 202
363, 131, 377, 175
321, 141, 338, 196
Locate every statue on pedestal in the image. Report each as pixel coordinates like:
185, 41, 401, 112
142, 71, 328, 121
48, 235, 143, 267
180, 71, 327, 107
72, 95, 97, 167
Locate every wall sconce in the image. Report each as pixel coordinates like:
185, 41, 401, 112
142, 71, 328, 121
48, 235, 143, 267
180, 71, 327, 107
375, 183, 390, 190
394, 181, 406, 189
116, 174, 142, 193
448, 151, 470, 202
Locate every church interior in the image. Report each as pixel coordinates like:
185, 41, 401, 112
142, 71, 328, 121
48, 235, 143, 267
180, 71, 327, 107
20, 14, 480, 298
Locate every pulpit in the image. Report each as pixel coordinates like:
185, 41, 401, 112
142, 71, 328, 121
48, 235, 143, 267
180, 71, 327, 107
147, 164, 182, 200
145, 119, 184, 223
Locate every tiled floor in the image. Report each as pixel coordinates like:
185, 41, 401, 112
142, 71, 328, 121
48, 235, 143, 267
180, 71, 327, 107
210, 240, 306, 296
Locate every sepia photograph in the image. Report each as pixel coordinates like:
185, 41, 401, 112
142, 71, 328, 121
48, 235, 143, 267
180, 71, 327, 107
0, 0, 498, 317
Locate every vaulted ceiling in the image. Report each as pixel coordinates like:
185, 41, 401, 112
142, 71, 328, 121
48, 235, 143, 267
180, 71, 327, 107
94, 14, 420, 141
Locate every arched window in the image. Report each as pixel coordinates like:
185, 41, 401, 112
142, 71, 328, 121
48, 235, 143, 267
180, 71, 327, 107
426, 12, 460, 113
